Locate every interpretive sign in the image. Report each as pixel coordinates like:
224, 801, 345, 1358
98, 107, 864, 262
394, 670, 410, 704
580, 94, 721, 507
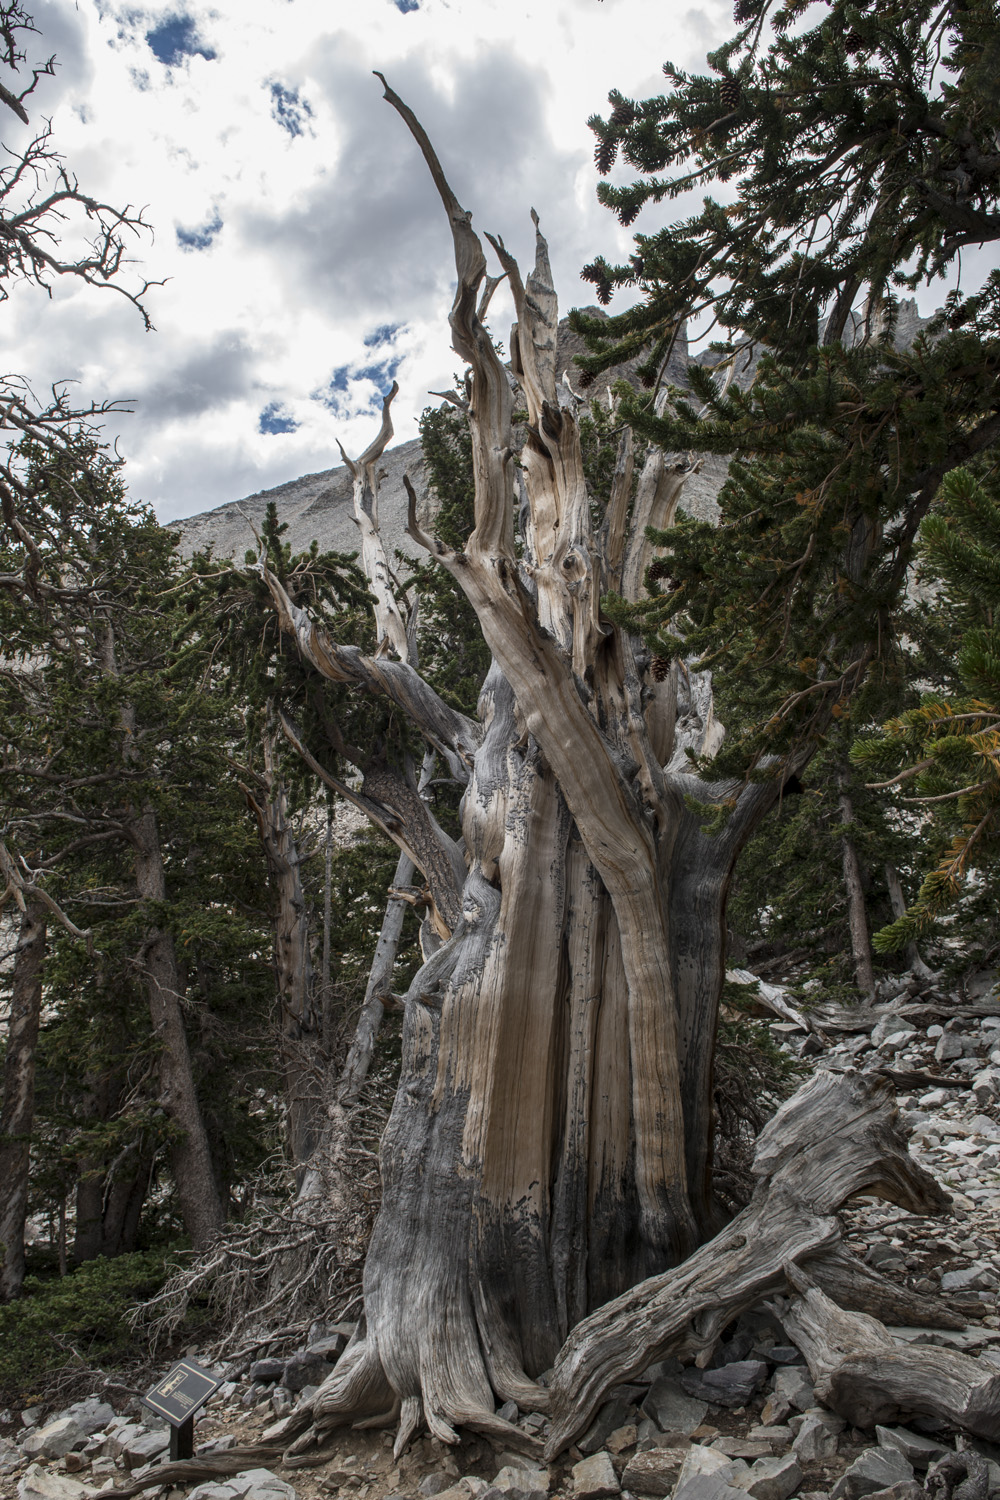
145, 1358, 223, 1460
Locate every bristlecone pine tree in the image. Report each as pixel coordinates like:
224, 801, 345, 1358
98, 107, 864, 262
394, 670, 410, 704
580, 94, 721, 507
240, 3, 1000, 1455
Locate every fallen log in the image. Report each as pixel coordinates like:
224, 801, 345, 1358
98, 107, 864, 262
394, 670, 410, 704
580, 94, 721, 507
544, 1069, 950, 1458
807, 1244, 966, 1331
772, 1270, 1000, 1442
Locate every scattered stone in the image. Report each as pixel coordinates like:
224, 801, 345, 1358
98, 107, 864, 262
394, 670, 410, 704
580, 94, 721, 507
496, 1401, 518, 1423
304, 1335, 345, 1361
579, 1396, 637, 1454
872, 1018, 917, 1049
793, 1413, 843, 1462
21, 1420, 86, 1461
936, 1034, 964, 1063
642, 1378, 708, 1436
675, 1445, 750, 1492
860, 1485, 925, 1500
711, 1441, 772, 1460
420, 1477, 455, 1497
572, 1452, 620, 1498
875, 1426, 950, 1469
123, 1430, 169, 1467
17, 1467, 94, 1500
674, 1477, 749, 1500
759, 1395, 791, 1427
61, 1456, 87, 1475
59, 1402, 115, 1437
830, 1446, 914, 1500
229, 1469, 298, 1500
283, 1350, 332, 1391
941, 1264, 997, 1292
732, 1454, 803, 1500
771, 1366, 814, 1413
606, 1426, 637, 1454
493, 1466, 548, 1498
20, 1410, 42, 1429
699, 1361, 769, 1406
747, 1428, 793, 1447
764, 1347, 802, 1366
248, 1359, 285, 1385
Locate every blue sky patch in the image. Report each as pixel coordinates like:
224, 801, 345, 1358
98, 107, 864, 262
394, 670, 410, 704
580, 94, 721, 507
363, 322, 403, 349
176, 209, 222, 252
146, 15, 216, 66
269, 81, 313, 138
395, 0, 420, 11
258, 403, 299, 436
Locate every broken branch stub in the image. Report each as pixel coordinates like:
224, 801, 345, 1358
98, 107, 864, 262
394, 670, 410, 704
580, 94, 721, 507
544, 1070, 949, 1458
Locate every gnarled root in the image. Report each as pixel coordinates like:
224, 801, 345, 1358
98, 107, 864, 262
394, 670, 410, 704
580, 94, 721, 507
774, 1271, 1000, 1443
544, 1069, 949, 1458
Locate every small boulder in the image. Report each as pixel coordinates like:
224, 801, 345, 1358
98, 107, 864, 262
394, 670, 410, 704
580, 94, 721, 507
875, 1425, 950, 1469
732, 1455, 803, 1500
122, 1429, 169, 1468
935, 1034, 964, 1063
248, 1358, 285, 1385
420, 1477, 456, 1497
793, 1412, 844, 1462
642, 1377, 709, 1436
230, 1468, 298, 1500
771, 1366, 814, 1414
941, 1264, 997, 1292
59, 1402, 114, 1438
831, 1446, 914, 1500
606, 1426, 637, 1454
578, 1396, 636, 1454
17, 1467, 94, 1500
699, 1361, 769, 1406
572, 1452, 620, 1498
621, 1449, 690, 1496
21, 1420, 86, 1461
282, 1350, 332, 1392
493, 1465, 548, 1499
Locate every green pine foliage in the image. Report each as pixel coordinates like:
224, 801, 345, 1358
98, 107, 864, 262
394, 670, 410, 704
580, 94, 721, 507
851, 467, 1000, 951
586, 0, 1000, 792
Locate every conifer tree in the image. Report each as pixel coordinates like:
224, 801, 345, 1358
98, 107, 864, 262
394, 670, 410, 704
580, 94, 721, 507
852, 467, 1000, 953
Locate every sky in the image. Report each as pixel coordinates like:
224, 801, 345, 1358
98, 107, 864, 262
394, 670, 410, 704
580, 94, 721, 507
0, 0, 739, 523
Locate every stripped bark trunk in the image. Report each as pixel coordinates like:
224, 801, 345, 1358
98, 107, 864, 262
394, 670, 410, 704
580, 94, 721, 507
838, 779, 876, 997
0, 898, 46, 1300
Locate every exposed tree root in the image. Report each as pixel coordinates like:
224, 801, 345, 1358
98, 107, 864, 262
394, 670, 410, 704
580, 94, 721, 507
543, 1069, 950, 1457
773, 1270, 1000, 1442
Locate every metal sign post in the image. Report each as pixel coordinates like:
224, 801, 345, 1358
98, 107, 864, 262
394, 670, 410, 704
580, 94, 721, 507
144, 1358, 224, 1462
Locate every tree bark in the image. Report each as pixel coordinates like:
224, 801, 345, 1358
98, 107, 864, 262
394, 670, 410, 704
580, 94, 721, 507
884, 863, 936, 979
0, 898, 46, 1300
838, 779, 876, 997
131, 808, 224, 1251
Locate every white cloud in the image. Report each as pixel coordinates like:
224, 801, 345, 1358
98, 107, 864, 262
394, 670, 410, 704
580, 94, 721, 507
4, 0, 737, 522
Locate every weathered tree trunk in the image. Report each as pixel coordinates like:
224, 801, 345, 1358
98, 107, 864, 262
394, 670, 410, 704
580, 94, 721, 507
131, 808, 224, 1251
837, 778, 876, 997
249, 91, 950, 1464
0, 898, 46, 1300
885, 862, 936, 980
241, 742, 321, 1166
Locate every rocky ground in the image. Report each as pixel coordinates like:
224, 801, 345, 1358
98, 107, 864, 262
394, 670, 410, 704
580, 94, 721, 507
2, 978, 998, 1500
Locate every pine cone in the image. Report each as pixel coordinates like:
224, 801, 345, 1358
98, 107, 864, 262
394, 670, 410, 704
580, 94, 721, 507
648, 557, 672, 581
720, 77, 741, 109
610, 100, 637, 129
733, 0, 756, 19
577, 368, 597, 389
594, 137, 616, 175
651, 655, 671, 682
844, 29, 866, 53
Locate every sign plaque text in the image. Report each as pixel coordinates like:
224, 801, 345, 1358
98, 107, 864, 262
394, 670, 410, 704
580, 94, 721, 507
145, 1358, 223, 1460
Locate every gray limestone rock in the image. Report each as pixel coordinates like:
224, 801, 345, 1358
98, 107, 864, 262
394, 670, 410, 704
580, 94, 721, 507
942, 1264, 997, 1292
572, 1452, 620, 1498
229, 1469, 299, 1500
831, 1447, 914, 1500
793, 1413, 843, 1462
493, 1466, 548, 1497
21, 1420, 86, 1460
772, 1366, 815, 1413
282, 1350, 332, 1391
122, 1429, 169, 1467
641, 1378, 709, 1436
621, 1449, 690, 1496
732, 1455, 803, 1500
17, 1467, 94, 1500
702, 1362, 769, 1403
674, 1477, 750, 1500
579, 1397, 636, 1454
58, 1402, 115, 1437
936, 1034, 964, 1063
249, 1358, 285, 1385
421, 1477, 456, 1497
876, 1426, 950, 1469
